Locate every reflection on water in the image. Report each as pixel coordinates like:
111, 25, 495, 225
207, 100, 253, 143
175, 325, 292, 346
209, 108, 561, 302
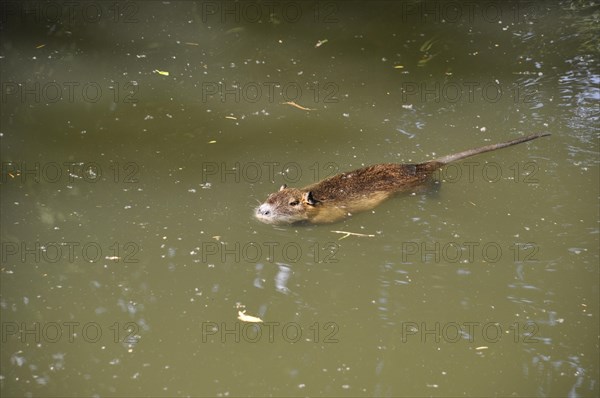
1, 0, 598, 397
560, 54, 599, 169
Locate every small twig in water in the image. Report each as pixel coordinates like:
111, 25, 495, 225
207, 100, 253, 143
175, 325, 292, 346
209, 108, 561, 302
282, 101, 316, 111
331, 230, 376, 240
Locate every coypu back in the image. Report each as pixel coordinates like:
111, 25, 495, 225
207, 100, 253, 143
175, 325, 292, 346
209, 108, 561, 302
303, 163, 435, 202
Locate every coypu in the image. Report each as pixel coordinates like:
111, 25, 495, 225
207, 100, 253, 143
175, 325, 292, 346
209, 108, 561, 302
255, 133, 550, 224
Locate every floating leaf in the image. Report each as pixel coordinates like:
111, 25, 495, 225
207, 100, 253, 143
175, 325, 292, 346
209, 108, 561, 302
419, 36, 438, 52
315, 39, 328, 48
238, 310, 263, 323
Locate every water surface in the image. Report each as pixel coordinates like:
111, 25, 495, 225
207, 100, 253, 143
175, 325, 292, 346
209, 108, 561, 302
1, 1, 598, 396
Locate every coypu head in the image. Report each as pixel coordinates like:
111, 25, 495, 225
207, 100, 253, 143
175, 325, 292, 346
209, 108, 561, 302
255, 184, 319, 224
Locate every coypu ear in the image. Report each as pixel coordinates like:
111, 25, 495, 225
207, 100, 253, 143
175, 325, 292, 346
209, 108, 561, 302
302, 191, 318, 206
279, 184, 287, 191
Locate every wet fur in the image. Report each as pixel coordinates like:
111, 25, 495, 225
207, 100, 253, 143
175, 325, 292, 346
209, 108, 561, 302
256, 133, 549, 224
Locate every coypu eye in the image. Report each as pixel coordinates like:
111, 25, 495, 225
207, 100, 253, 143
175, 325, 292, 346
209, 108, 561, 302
289, 200, 299, 206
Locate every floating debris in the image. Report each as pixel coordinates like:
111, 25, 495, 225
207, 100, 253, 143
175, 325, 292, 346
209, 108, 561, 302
237, 310, 263, 323
417, 53, 438, 67
418, 36, 440, 67
315, 39, 328, 48
419, 36, 438, 52
225, 27, 245, 35
282, 101, 315, 111
331, 230, 376, 240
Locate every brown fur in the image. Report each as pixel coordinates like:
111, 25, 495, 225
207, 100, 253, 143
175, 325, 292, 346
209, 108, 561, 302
255, 133, 549, 224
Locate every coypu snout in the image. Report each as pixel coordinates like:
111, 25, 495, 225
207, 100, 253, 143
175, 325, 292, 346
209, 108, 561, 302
256, 203, 272, 218
255, 185, 313, 224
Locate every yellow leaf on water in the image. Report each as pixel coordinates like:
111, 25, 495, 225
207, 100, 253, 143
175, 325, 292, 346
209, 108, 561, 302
315, 39, 328, 48
154, 70, 170, 76
208, 140, 217, 144
238, 310, 263, 323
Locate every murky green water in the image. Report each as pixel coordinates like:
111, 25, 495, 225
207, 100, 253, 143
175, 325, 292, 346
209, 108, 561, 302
1, 1, 598, 397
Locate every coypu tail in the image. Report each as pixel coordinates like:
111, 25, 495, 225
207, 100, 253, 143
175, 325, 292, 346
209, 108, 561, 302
432, 133, 551, 165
